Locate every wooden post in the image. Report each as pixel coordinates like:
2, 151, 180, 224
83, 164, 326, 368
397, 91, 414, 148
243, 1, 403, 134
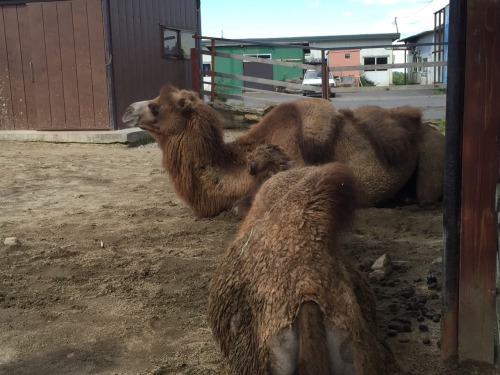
457, 0, 500, 365
190, 47, 200, 96
321, 50, 329, 99
441, 0, 466, 361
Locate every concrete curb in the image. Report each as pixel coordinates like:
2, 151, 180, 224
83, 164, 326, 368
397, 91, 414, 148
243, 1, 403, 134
0, 128, 154, 147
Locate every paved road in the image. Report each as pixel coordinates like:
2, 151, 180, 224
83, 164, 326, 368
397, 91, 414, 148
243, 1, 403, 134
333, 89, 446, 119
229, 88, 446, 119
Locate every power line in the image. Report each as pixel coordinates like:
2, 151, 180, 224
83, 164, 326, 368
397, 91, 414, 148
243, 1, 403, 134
396, 0, 437, 19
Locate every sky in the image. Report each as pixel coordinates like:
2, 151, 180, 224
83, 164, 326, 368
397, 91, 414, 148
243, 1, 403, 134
200, 0, 449, 41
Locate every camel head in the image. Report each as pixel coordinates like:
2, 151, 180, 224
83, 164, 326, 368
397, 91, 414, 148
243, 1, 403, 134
121, 85, 200, 134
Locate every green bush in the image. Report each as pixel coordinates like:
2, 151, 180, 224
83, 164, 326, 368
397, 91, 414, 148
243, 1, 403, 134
360, 75, 376, 87
392, 71, 408, 85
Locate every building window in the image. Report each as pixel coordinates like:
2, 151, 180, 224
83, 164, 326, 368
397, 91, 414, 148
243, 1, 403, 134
363, 56, 388, 71
345, 53, 351, 59
242, 54, 272, 61
162, 26, 196, 59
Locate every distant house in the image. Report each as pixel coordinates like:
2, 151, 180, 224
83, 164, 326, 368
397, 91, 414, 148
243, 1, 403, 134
310, 33, 400, 86
399, 4, 449, 85
399, 30, 436, 85
0, 0, 201, 131
328, 49, 361, 84
203, 33, 400, 92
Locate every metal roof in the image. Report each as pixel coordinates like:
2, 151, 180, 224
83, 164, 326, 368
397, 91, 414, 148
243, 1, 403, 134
398, 30, 434, 43
202, 33, 401, 47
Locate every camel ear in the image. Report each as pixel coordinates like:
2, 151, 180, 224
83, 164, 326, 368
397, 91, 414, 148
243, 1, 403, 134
159, 84, 178, 104
176, 92, 198, 113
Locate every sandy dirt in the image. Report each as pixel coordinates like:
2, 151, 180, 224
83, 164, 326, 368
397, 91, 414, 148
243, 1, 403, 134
0, 136, 496, 375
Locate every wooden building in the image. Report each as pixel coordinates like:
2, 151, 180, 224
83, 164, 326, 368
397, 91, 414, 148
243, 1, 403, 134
0, 0, 201, 131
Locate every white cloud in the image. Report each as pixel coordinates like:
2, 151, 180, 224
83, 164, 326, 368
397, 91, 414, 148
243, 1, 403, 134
343, 12, 353, 17
308, 1, 321, 6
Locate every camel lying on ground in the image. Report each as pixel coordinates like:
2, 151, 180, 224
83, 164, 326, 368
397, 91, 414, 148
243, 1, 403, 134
122, 84, 444, 217
208, 162, 403, 374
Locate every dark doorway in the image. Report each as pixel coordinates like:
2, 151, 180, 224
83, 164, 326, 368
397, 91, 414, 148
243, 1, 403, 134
243, 60, 273, 91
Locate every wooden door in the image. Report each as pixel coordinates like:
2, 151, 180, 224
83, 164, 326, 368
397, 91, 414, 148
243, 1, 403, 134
28, 0, 110, 130
0, 5, 37, 130
243, 61, 274, 91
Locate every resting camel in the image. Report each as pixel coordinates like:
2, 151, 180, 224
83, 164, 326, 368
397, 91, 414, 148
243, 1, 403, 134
208, 162, 403, 374
122, 84, 444, 217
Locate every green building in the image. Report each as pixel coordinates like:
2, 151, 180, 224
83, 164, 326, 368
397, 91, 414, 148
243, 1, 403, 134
203, 39, 306, 93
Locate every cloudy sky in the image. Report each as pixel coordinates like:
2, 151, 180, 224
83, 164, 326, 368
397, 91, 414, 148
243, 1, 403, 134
200, 0, 450, 40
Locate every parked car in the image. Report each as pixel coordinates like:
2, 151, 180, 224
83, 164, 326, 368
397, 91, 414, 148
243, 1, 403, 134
302, 69, 336, 97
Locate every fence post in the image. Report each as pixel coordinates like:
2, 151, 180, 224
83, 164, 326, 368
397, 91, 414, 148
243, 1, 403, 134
210, 39, 216, 102
190, 47, 200, 96
321, 50, 328, 99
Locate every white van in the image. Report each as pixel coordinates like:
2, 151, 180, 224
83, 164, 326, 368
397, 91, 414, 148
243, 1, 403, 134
302, 69, 336, 98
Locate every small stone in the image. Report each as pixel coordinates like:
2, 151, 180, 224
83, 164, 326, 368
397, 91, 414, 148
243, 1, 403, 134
426, 276, 438, 285
432, 315, 441, 323
423, 337, 431, 345
398, 337, 410, 343
417, 315, 425, 322
371, 254, 393, 276
419, 324, 429, 332
4, 237, 20, 246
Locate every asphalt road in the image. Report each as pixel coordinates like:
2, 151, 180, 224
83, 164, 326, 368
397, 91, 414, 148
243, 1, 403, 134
231, 88, 446, 119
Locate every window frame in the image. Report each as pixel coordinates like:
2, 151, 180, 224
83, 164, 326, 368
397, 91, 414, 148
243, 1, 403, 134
363, 56, 389, 71
161, 25, 197, 60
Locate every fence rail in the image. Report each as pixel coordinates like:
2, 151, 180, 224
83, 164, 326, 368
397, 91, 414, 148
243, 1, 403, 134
192, 36, 448, 103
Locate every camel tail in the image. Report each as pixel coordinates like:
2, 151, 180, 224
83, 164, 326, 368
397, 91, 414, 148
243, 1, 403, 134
297, 301, 331, 375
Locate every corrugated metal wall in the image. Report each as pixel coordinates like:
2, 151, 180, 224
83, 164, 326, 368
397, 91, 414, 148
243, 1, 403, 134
108, 0, 200, 128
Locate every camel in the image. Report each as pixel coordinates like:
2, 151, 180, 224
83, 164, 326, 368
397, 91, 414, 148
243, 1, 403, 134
208, 162, 404, 374
122, 84, 444, 217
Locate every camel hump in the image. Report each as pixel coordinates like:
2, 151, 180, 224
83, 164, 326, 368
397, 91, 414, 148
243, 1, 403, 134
297, 301, 330, 375
305, 163, 358, 230
354, 105, 423, 166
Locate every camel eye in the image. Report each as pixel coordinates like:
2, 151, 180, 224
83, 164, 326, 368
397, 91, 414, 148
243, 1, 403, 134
148, 103, 160, 117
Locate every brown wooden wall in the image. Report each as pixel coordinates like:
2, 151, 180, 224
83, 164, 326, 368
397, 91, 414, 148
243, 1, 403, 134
0, 0, 110, 130
108, 0, 200, 128
0, 5, 37, 130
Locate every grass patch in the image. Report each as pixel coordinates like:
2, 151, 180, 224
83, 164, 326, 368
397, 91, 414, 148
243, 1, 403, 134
428, 118, 446, 134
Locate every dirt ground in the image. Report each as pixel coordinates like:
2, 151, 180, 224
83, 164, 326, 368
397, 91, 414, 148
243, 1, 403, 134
0, 135, 496, 375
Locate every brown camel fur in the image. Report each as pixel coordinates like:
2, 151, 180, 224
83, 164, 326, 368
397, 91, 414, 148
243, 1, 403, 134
208, 163, 403, 374
122, 84, 444, 217
231, 145, 293, 217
